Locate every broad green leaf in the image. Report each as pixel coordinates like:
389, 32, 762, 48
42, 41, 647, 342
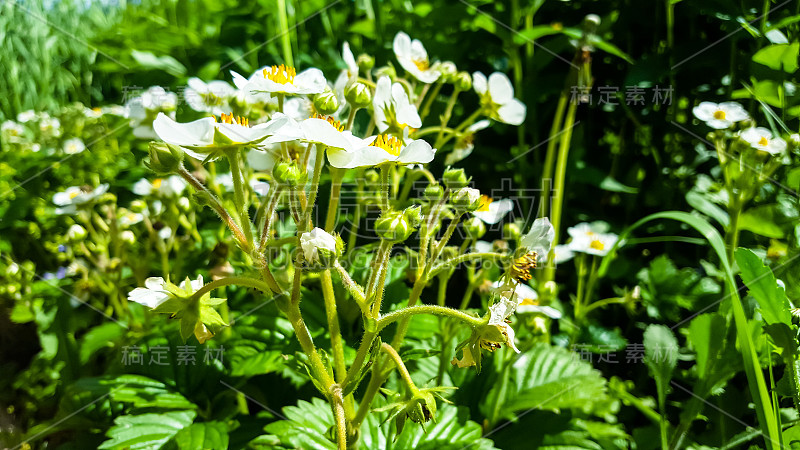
735, 248, 791, 326
687, 313, 726, 378
99, 410, 196, 449
643, 325, 678, 410
739, 204, 788, 239
168, 421, 229, 449
70, 375, 196, 411
752, 43, 800, 73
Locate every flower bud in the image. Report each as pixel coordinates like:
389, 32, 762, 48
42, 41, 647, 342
67, 224, 87, 242
424, 183, 444, 201
374, 65, 396, 80
364, 169, 380, 184
129, 199, 148, 213
407, 389, 437, 425
503, 223, 521, 241
120, 230, 136, 245
314, 91, 340, 115
345, 83, 372, 108
357, 53, 375, 72
464, 216, 486, 239
300, 227, 342, 270
455, 72, 472, 92
146, 141, 184, 175
272, 161, 307, 186
442, 167, 469, 189
376, 210, 416, 242
177, 196, 192, 213
451, 187, 482, 211
438, 61, 458, 82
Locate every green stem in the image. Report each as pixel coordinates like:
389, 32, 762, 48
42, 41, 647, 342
178, 166, 248, 250
225, 149, 254, 246
540, 92, 569, 218
276, 0, 293, 67
325, 168, 345, 231
303, 145, 325, 227
379, 164, 390, 211
377, 304, 484, 330
428, 252, 509, 279
322, 270, 347, 383
190, 275, 274, 301
380, 343, 417, 392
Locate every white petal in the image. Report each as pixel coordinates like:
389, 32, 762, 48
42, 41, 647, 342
521, 218, 555, 258
153, 113, 215, 147
497, 100, 527, 126
472, 72, 488, 95
397, 140, 435, 165
301, 118, 353, 150
692, 102, 719, 122
488, 72, 515, 104
294, 68, 327, 94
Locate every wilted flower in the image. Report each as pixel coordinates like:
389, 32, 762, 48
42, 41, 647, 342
393, 32, 441, 84
472, 72, 526, 126
520, 218, 555, 260
692, 101, 749, 129
372, 76, 422, 133
739, 127, 787, 155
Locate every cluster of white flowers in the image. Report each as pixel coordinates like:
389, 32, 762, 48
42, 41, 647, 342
126, 86, 179, 139
553, 222, 620, 263
692, 101, 788, 156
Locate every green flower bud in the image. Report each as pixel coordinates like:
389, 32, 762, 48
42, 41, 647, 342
345, 83, 372, 108
364, 169, 380, 184
272, 161, 307, 186
120, 230, 136, 245
424, 183, 444, 201
442, 167, 469, 189
438, 61, 458, 82
374, 65, 396, 80
455, 71, 472, 91
357, 53, 375, 72
403, 205, 423, 228
376, 210, 416, 242
503, 222, 521, 241
146, 141, 184, 175
313, 90, 340, 115
67, 224, 87, 242
451, 187, 482, 211
6, 263, 20, 277
464, 216, 486, 239
129, 199, 148, 213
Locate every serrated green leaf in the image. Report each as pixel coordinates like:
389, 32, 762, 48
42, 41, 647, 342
752, 43, 800, 72
99, 410, 195, 449
169, 421, 229, 449
736, 248, 792, 326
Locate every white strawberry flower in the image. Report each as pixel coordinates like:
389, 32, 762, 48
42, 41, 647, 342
472, 72, 526, 126
520, 218, 555, 261
327, 131, 434, 169
739, 127, 787, 155
128, 277, 175, 309
393, 32, 441, 84
126, 86, 178, 140
232, 64, 327, 96
184, 78, 236, 116
372, 76, 422, 133
264, 113, 369, 152
473, 195, 514, 224
692, 101, 749, 129
567, 222, 619, 256
118, 211, 144, 227
62, 138, 86, 155
132, 175, 186, 197
52, 184, 109, 215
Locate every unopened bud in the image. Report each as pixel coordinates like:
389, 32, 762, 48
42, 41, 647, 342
345, 83, 372, 108
146, 141, 184, 175
451, 187, 482, 211
503, 223, 521, 241
120, 230, 136, 245
464, 216, 486, 239
376, 210, 416, 242
455, 72, 472, 91
314, 91, 340, 115
129, 199, 148, 213
424, 183, 444, 201
357, 54, 375, 72
442, 167, 469, 189
272, 161, 306, 186
177, 196, 192, 213
438, 61, 458, 82
67, 224, 87, 242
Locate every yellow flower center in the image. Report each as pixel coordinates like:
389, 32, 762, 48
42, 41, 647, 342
713, 110, 726, 120
412, 58, 429, 71
370, 134, 402, 156
758, 136, 769, 147
477, 195, 493, 212
262, 64, 296, 84
69, 191, 80, 199
590, 239, 605, 251
510, 252, 537, 282
126, 213, 138, 221
219, 113, 249, 127
519, 297, 539, 306
314, 114, 344, 132
152, 178, 163, 189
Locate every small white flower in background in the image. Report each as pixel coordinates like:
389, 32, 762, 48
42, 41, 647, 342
232, 64, 327, 96
342, 42, 358, 80
17, 110, 37, 123
372, 76, 422, 133
492, 281, 562, 319
473, 72, 526, 126
692, 101, 749, 129
473, 240, 495, 253
126, 86, 178, 139
66, 224, 87, 241
184, 77, 236, 116
101, 105, 127, 116
83, 107, 103, 119
445, 120, 491, 165
327, 131, 435, 168
567, 222, 619, 256
393, 32, 441, 84
52, 184, 109, 215
158, 226, 173, 240
300, 227, 338, 264
39, 115, 62, 138
552, 244, 575, 264
132, 175, 186, 197
62, 138, 86, 155
1, 121, 24, 140
520, 218, 555, 261
739, 127, 787, 155
473, 195, 514, 224
152, 112, 285, 160
118, 211, 144, 227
